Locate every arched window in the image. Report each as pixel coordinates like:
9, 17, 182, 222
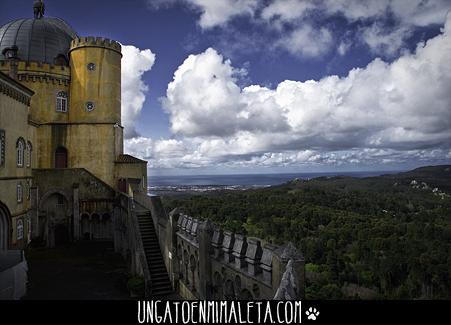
56, 91, 68, 112
16, 138, 25, 167
26, 141, 32, 168
17, 183, 23, 203
55, 146, 68, 168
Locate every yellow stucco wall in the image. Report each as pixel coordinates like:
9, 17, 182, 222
0, 61, 71, 124
0, 77, 34, 249
115, 162, 148, 190
1, 37, 145, 196
69, 38, 122, 124
0, 92, 34, 216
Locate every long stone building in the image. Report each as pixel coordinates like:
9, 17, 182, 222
0, 1, 304, 300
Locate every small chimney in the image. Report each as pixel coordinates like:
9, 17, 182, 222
2, 46, 19, 80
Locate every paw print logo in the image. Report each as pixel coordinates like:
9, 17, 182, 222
306, 307, 320, 320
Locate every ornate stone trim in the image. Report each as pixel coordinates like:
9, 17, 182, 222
0, 77, 32, 106
17, 73, 70, 86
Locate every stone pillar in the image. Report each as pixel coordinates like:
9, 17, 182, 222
168, 209, 180, 289
72, 184, 80, 240
211, 226, 224, 259
113, 206, 121, 254
190, 219, 199, 238
260, 243, 276, 285
232, 234, 247, 269
198, 220, 213, 299
30, 186, 39, 238
181, 215, 188, 232
245, 237, 263, 275
222, 231, 235, 263
185, 217, 193, 237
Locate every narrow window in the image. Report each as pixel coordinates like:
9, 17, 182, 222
26, 141, 32, 168
17, 183, 23, 203
16, 138, 25, 167
56, 91, 68, 112
16, 219, 23, 240
55, 147, 68, 168
0, 129, 5, 167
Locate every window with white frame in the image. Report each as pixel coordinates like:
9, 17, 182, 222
16, 138, 25, 167
17, 183, 23, 203
26, 141, 32, 168
16, 219, 23, 240
0, 129, 5, 167
56, 91, 68, 112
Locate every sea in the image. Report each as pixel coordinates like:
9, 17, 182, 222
148, 170, 400, 195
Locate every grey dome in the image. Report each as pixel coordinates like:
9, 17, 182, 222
0, 17, 77, 64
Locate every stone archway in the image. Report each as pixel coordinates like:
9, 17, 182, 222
40, 191, 70, 247
0, 201, 11, 251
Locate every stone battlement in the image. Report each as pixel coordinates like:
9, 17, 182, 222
70, 37, 122, 55
173, 212, 305, 299
0, 60, 71, 75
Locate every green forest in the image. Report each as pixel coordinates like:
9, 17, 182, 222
162, 166, 451, 299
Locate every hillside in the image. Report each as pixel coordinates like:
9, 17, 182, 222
162, 165, 451, 299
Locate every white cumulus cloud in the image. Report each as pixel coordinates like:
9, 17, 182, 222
126, 13, 451, 171
121, 45, 156, 138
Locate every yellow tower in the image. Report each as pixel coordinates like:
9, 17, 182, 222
66, 37, 124, 187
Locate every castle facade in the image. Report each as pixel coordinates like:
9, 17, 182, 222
0, 2, 146, 251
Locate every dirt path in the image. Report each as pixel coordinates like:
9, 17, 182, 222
24, 242, 130, 300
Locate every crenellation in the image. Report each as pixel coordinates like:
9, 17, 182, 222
70, 36, 122, 55
232, 234, 248, 269
1, 60, 71, 77
181, 214, 188, 231
245, 237, 263, 275
260, 243, 276, 284
168, 211, 305, 299
222, 231, 235, 263
211, 226, 224, 259
190, 218, 199, 237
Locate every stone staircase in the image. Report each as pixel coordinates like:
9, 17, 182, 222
136, 211, 173, 297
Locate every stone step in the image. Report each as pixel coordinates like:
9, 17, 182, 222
149, 264, 167, 269
151, 285, 173, 293
142, 243, 159, 248
151, 290, 173, 297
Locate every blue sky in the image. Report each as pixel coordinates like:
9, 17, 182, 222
1, 0, 451, 175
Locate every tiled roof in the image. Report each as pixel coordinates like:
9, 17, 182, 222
115, 154, 147, 164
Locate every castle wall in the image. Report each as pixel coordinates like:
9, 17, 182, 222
115, 162, 148, 190
133, 194, 305, 300
35, 124, 118, 187
32, 168, 118, 246
0, 72, 35, 249
1, 38, 126, 190
0, 61, 71, 125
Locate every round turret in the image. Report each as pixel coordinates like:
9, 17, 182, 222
68, 37, 122, 124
